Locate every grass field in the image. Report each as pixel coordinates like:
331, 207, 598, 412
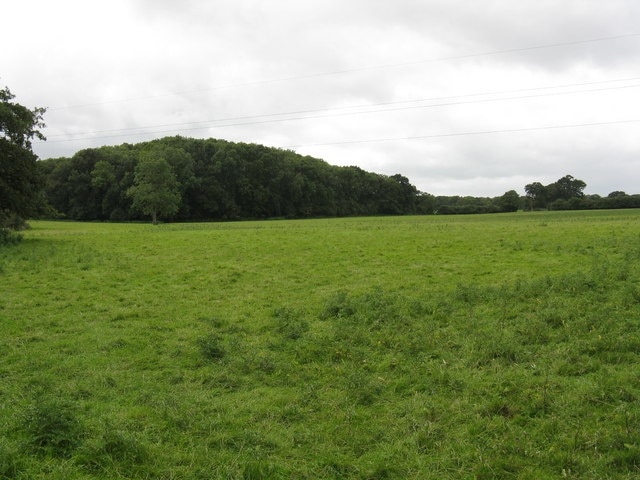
1, 210, 640, 479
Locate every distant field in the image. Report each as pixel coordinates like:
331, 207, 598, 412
1, 210, 640, 479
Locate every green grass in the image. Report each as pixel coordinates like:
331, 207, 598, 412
1, 210, 640, 479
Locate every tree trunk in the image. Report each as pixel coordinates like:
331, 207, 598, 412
152, 211, 158, 225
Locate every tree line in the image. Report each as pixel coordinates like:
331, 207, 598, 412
37, 136, 435, 223
2, 86, 639, 241
524, 176, 640, 211
432, 176, 640, 214
40, 136, 639, 222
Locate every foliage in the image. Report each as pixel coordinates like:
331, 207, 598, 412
525, 174, 587, 210
197, 333, 226, 360
127, 152, 181, 224
434, 175, 639, 214
434, 192, 523, 214
0, 87, 45, 148
38, 136, 428, 221
77, 428, 150, 476
37, 136, 638, 220
20, 397, 84, 457
550, 192, 640, 211
0, 440, 24, 479
0, 86, 46, 240
0, 227, 22, 245
498, 189, 521, 212
1, 210, 640, 478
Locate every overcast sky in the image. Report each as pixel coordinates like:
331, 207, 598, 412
3, 0, 639, 196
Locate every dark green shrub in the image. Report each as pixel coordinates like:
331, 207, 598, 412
79, 429, 149, 475
346, 370, 382, 406
273, 307, 308, 340
198, 333, 226, 360
364, 463, 405, 480
609, 446, 640, 472
21, 397, 84, 457
0, 441, 24, 478
0, 213, 31, 231
472, 332, 524, 366
242, 461, 282, 480
357, 288, 403, 327
454, 282, 483, 304
0, 228, 22, 245
0, 213, 28, 245
320, 291, 356, 319
556, 355, 601, 376
319, 460, 358, 477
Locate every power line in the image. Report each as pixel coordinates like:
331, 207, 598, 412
46, 32, 640, 110
45, 75, 640, 136
42, 79, 640, 143
285, 119, 640, 149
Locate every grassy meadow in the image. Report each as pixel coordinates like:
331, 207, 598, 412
1, 209, 640, 479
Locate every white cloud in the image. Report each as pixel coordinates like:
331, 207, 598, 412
2, 0, 639, 195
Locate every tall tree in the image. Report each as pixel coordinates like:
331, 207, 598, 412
524, 182, 546, 210
498, 190, 521, 212
0, 86, 46, 228
127, 154, 180, 224
553, 174, 586, 200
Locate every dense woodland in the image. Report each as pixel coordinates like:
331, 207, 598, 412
2, 87, 640, 233
36, 136, 640, 223
38, 136, 434, 222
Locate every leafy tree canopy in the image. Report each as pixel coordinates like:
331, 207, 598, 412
0, 86, 46, 233
498, 190, 520, 212
36, 136, 638, 220
127, 153, 181, 224
39, 136, 432, 221
524, 175, 587, 210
